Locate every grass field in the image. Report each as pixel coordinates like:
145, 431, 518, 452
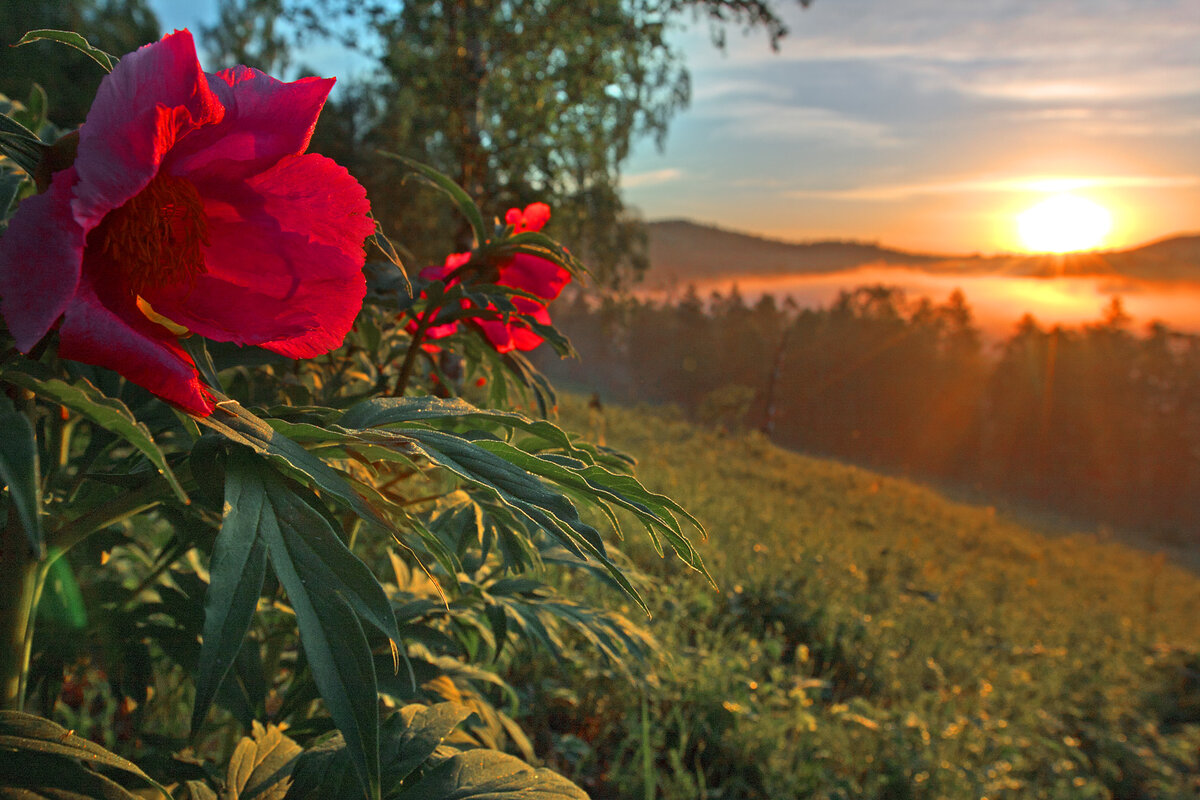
522, 396, 1200, 799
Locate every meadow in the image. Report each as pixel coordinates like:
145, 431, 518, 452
517, 395, 1200, 799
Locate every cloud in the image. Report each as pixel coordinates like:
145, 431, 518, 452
682, 1, 1200, 105
622, 168, 685, 189
786, 174, 1200, 202
697, 100, 899, 146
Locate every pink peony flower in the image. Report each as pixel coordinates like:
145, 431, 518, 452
0, 30, 374, 415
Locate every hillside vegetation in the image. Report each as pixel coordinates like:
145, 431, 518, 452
522, 396, 1200, 799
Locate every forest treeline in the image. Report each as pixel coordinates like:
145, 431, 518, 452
540, 284, 1200, 539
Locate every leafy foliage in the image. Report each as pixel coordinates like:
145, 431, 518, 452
0, 1, 157, 126
0, 50, 704, 800
259, 0, 810, 282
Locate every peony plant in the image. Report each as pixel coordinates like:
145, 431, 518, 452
0, 29, 705, 800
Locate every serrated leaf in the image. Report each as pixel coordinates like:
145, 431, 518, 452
0, 711, 169, 798
220, 722, 302, 800
0, 408, 42, 554
390, 749, 587, 800
1, 366, 187, 502
15, 30, 116, 72
379, 153, 487, 247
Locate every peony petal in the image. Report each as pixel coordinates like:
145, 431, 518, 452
520, 202, 551, 233
143, 153, 372, 357
506, 202, 551, 233
0, 167, 85, 351
72, 30, 223, 231
474, 316, 545, 353
58, 262, 214, 415
499, 253, 570, 300
168, 69, 334, 187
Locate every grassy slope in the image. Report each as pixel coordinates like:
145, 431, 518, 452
546, 396, 1200, 799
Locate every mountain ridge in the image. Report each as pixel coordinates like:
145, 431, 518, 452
644, 218, 1200, 285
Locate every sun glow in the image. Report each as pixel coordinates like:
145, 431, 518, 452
1016, 193, 1113, 253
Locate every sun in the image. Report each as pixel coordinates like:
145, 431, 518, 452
1016, 193, 1113, 253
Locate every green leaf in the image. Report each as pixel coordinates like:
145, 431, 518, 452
196, 397, 391, 533
381, 703, 473, 789
0, 168, 28, 218
379, 153, 488, 247
1, 366, 188, 502
182, 336, 226, 395
0, 711, 169, 799
15, 30, 116, 72
338, 396, 591, 461
0, 408, 42, 554
219, 722, 302, 800
0, 751, 143, 799
0, 114, 46, 175
37, 549, 87, 629
192, 499, 268, 733
289, 704, 473, 800
25, 83, 48, 133
391, 749, 588, 800
396, 428, 648, 612
401, 429, 606, 557
176, 781, 219, 800
221, 450, 386, 800
475, 439, 709, 577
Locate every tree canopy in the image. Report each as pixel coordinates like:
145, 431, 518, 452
208, 0, 811, 283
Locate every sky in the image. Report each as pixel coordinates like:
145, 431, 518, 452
149, 0, 1200, 255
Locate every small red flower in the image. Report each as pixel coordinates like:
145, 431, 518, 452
408, 203, 570, 354
476, 203, 569, 353
0, 30, 374, 415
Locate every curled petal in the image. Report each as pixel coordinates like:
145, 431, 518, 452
0, 168, 84, 351
506, 202, 551, 233
499, 253, 570, 300
169, 69, 335, 187
144, 153, 372, 357
72, 30, 223, 230
58, 266, 213, 415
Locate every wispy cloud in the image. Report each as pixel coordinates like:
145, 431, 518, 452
684, 1, 1200, 106
622, 168, 685, 189
698, 101, 899, 146
786, 174, 1200, 202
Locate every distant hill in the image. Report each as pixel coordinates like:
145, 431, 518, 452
643, 220, 944, 287
644, 219, 1200, 285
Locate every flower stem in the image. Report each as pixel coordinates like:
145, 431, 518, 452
0, 515, 41, 711
394, 309, 438, 396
